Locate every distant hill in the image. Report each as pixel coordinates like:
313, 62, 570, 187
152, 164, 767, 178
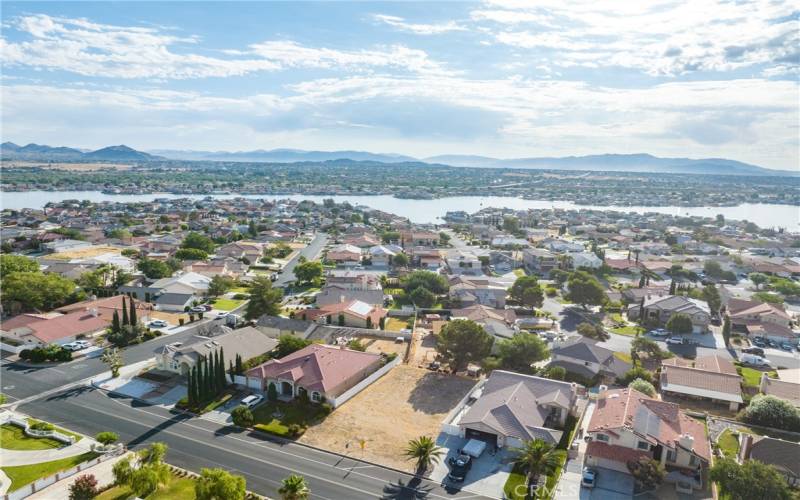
2, 141, 795, 176
1, 142, 161, 162
150, 148, 416, 163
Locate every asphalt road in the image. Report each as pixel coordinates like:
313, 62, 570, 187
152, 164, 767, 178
18, 388, 493, 500
275, 232, 329, 287
1, 318, 217, 402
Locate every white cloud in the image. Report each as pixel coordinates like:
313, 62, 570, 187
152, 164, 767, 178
0, 14, 448, 79
372, 14, 466, 35
472, 0, 799, 76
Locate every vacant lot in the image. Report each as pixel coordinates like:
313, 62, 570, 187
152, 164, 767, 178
45, 246, 121, 260
361, 337, 407, 358
300, 365, 475, 471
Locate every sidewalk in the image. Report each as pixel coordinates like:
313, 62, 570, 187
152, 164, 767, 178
26, 451, 134, 500
554, 400, 595, 500
1, 438, 100, 466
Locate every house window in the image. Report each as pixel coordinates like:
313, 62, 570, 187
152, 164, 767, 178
637, 441, 650, 450
596, 434, 609, 442
689, 455, 698, 466
312, 392, 321, 402
666, 449, 677, 462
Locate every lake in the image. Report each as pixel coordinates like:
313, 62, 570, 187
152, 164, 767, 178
1, 190, 798, 232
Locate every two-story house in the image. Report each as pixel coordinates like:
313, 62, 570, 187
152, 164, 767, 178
549, 338, 632, 384
522, 248, 559, 276
627, 295, 710, 333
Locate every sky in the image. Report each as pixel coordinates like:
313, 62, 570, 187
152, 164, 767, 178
1, 1, 798, 170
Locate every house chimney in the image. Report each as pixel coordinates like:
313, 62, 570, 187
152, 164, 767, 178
678, 433, 694, 451
739, 434, 753, 461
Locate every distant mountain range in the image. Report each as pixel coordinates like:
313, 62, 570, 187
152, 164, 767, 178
1, 142, 162, 162
2, 141, 795, 176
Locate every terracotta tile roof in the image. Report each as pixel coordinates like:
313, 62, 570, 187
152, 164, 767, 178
692, 355, 738, 375
245, 344, 382, 396
661, 364, 742, 399
586, 441, 649, 464
24, 310, 109, 343
761, 376, 800, 406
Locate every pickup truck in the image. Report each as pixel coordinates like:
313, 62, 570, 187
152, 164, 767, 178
666, 337, 698, 346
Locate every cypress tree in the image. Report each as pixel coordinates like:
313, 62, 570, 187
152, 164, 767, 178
638, 274, 646, 288
229, 360, 235, 383
205, 357, 213, 399
111, 310, 121, 334
212, 350, 220, 393
669, 279, 676, 295
187, 369, 195, 407
121, 296, 129, 326
218, 348, 226, 389
235, 354, 243, 375
129, 299, 137, 326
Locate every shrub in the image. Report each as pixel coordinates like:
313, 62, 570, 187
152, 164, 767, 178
287, 424, 303, 437
231, 406, 254, 427
30, 420, 55, 432
545, 365, 567, 380
617, 366, 654, 385
95, 431, 119, 445
545, 287, 558, 297
69, 474, 98, 500
741, 395, 800, 431
267, 382, 278, 402
320, 403, 333, 416
629, 378, 656, 397
233, 293, 247, 300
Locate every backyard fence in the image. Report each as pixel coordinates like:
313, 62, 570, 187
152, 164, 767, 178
328, 355, 400, 408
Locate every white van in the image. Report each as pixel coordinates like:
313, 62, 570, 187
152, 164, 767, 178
740, 353, 770, 366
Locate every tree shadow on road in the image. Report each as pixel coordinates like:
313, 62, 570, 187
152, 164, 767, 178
45, 384, 96, 401
127, 410, 193, 448
380, 476, 432, 499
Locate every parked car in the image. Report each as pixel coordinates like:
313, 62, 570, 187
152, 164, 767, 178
62, 340, 91, 351
768, 339, 778, 348
202, 304, 213, 311
240, 395, 264, 409
742, 347, 765, 357
741, 353, 771, 366
74, 340, 91, 349
666, 336, 685, 345
190, 306, 206, 313
781, 342, 794, 351
581, 468, 596, 489
752, 337, 767, 347
447, 454, 473, 482
649, 329, 669, 338
149, 320, 168, 328
216, 311, 229, 319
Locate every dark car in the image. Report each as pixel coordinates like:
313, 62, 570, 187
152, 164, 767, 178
743, 347, 765, 357
768, 339, 779, 348
447, 454, 472, 482
752, 337, 767, 347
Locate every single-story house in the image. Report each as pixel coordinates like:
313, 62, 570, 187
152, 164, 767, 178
455, 370, 580, 449
157, 325, 278, 375
738, 435, 800, 487
256, 316, 313, 339
306, 300, 388, 329
760, 373, 800, 407
1, 309, 108, 348
315, 285, 386, 307
326, 244, 363, 266
660, 356, 743, 411
244, 344, 383, 403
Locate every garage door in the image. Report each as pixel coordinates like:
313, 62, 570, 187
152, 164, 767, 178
465, 428, 497, 445
584, 456, 630, 474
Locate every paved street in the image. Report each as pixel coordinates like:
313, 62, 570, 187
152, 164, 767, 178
18, 388, 493, 500
275, 232, 329, 287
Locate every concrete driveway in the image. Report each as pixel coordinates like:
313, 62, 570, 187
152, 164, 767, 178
430, 433, 512, 499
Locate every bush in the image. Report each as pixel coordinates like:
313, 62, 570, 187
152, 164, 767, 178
287, 424, 303, 437
233, 293, 247, 300
30, 420, 55, 431
617, 366, 654, 385
320, 403, 333, 416
231, 406, 254, 427
741, 395, 800, 431
545, 287, 558, 297
629, 378, 656, 397
95, 431, 119, 445
69, 474, 98, 500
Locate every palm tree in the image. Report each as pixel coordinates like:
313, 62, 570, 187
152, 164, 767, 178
279, 474, 309, 500
507, 438, 564, 490
405, 435, 444, 475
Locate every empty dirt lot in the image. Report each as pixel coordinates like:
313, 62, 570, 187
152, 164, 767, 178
300, 365, 476, 471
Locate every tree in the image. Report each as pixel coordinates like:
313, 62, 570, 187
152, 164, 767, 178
111, 310, 121, 334
628, 378, 656, 397
175, 248, 209, 261
279, 474, 310, 500
182, 232, 215, 253
1, 272, 77, 312
577, 322, 609, 341
404, 436, 444, 475
401, 270, 448, 294
208, 275, 236, 297
129, 298, 137, 326
502, 216, 520, 234
137, 258, 173, 279
195, 468, 247, 500
101, 348, 123, 378
276, 335, 312, 358
121, 296, 129, 326
630, 336, 662, 363
139, 442, 168, 465
392, 252, 409, 267
565, 271, 605, 309
617, 366, 654, 385
437, 319, 494, 373
711, 457, 792, 500
703, 284, 721, 313
627, 457, 665, 492
544, 365, 566, 380
665, 313, 693, 334
748, 272, 769, 290
550, 269, 569, 287
112, 456, 133, 485
409, 286, 437, 308
741, 395, 800, 431
509, 276, 544, 310
438, 232, 451, 245
267, 382, 278, 402
0, 254, 39, 275
496, 333, 549, 375
130, 464, 168, 498
507, 439, 564, 487
231, 406, 254, 427
69, 474, 98, 500
95, 431, 118, 445
722, 315, 731, 346
668, 279, 676, 295
244, 276, 283, 320
294, 260, 323, 284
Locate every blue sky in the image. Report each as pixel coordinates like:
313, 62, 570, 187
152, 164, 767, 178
1, 1, 798, 170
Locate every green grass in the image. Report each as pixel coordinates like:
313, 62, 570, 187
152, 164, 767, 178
384, 317, 409, 332
25, 419, 82, 442
0, 424, 62, 450
503, 468, 528, 500
2, 452, 99, 492
717, 429, 740, 458
95, 474, 196, 500
252, 400, 329, 438
608, 312, 624, 323
229, 286, 250, 294
614, 351, 633, 363
211, 298, 246, 311
513, 268, 527, 278
736, 365, 776, 388
609, 325, 644, 336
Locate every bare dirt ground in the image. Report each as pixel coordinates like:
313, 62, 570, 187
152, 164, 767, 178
361, 337, 407, 358
2, 161, 133, 171
299, 365, 476, 471
44, 246, 121, 260
410, 329, 439, 367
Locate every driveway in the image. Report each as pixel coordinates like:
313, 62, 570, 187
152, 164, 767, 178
430, 433, 512, 499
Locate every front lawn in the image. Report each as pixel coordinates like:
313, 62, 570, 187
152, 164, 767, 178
503, 467, 527, 500
609, 325, 644, 336
176, 389, 237, 414
2, 452, 99, 492
613, 351, 633, 364
25, 418, 82, 442
0, 424, 62, 450
736, 365, 777, 387
513, 269, 527, 277
211, 298, 246, 311
252, 400, 329, 438
717, 429, 739, 458
95, 474, 196, 500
